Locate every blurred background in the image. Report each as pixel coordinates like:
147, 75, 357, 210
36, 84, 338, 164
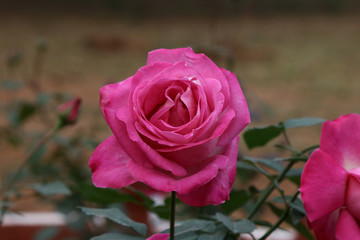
0, 0, 360, 239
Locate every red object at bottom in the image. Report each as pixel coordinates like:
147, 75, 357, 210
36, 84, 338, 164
0, 225, 78, 240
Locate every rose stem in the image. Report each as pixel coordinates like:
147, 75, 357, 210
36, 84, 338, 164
259, 191, 300, 240
247, 130, 297, 220
170, 191, 176, 240
0, 127, 58, 226
247, 160, 296, 220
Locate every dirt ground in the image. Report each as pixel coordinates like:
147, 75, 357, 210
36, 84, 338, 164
0, 13, 359, 223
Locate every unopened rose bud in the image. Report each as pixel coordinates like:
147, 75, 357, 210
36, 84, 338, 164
56, 98, 81, 129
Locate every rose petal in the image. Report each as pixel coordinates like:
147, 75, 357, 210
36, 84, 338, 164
160, 138, 218, 168
102, 78, 188, 177
131, 62, 173, 93
127, 153, 228, 195
336, 209, 360, 240
346, 168, 360, 219
150, 91, 224, 145
218, 69, 250, 145
177, 136, 239, 206
132, 67, 226, 147
148, 49, 226, 112
180, 84, 197, 119
133, 63, 209, 134
140, 79, 201, 135
146, 233, 170, 240
144, 62, 213, 117
147, 47, 227, 84
320, 113, 360, 171
100, 77, 132, 123
89, 135, 136, 188
309, 210, 339, 240
153, 108, 234, 153
147, 47, 194, 65
115, 110, 188, 177
300, 149, 348, 222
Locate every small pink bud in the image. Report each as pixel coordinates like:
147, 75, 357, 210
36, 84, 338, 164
57, 98, 81, 128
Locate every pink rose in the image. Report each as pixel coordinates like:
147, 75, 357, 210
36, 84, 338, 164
89, 48, 250, 206
57, 97, 82, 127
300, 113, 360, 240
146, 233, 169, 240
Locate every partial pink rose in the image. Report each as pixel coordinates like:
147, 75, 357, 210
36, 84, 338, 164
300, 113, 360, 240
57, 98, 82, 128
89, 47, 250, 206
146, 233, 169, 240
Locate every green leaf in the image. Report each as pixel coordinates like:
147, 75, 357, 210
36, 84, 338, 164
1, 80, 24, 90
214, 213, 235, 233
268, 203, 283, 217
292, 220, 314, 240
222, 190, 251, 214
0, 201, 13, 207
243, 124, 284, 149
151, 196, 180, 219
80, 207, 147, 236
8, 101, 37, 126
288, 199, 306, 215
291, 208, 305, 225
286, 168, 303, 177
125, 187, 155, 209
28, 145, 47, 165
270, 195, 293, 204
243, 156, 284, 173
270, 196, 306, 215
237, 161, 270, 177
163, 219, 216, 236
176, 232, 197, 240
215, 213, 256, 234
36, 92, 52, 106
233, 219, 257, 234
198, 226, 227, 240
73, 182, 139, 205
243, 117, 325, 150
268, 203, 313, 240
91, 233, 144, 240
31, 181, 71, 196
284, 117, 325, 129
286, 168, 303, 185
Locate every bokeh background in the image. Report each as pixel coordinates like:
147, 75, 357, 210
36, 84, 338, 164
2, 0, 360, 135
0, 0, 360, 238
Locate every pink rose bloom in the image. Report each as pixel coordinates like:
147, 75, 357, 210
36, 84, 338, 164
300, 113, 360, 240
89, 47, 250, 206
57, 97, 82, 127
146, 233, 169, 240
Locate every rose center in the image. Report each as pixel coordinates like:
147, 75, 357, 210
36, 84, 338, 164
160, 86, 190, 127
144, 81, 198, 129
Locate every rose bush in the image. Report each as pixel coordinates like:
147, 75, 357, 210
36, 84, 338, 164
300, 113, 360, 240
89, 47, 250, 206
